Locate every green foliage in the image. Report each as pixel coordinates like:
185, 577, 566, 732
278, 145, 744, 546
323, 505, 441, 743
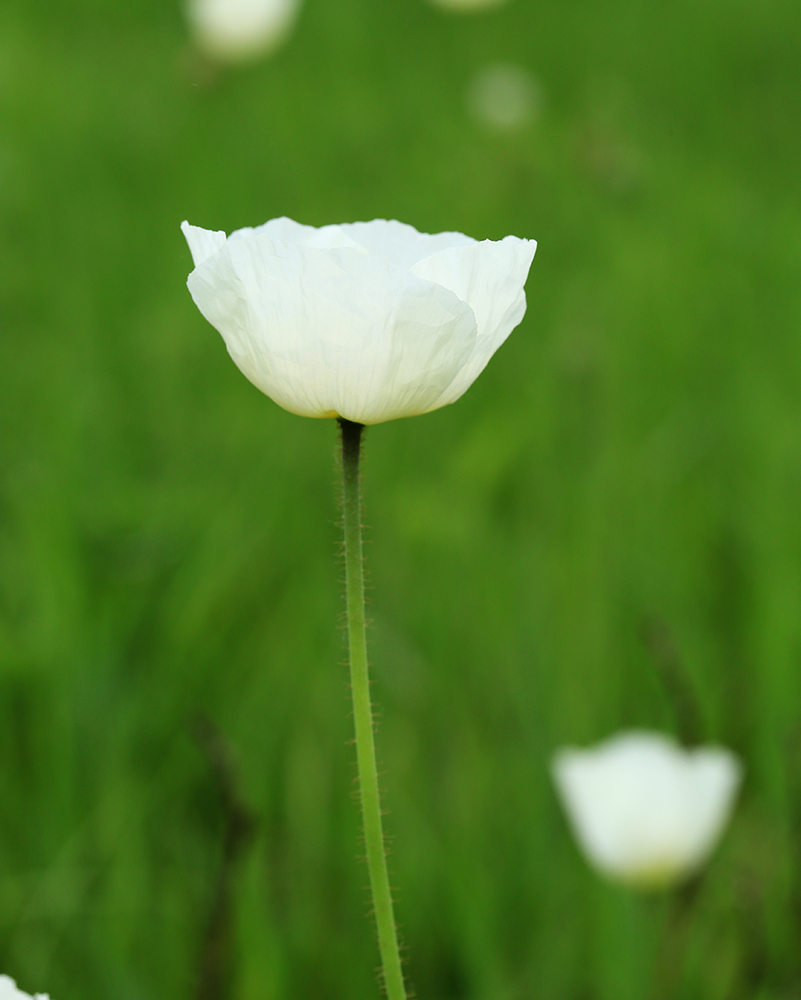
1, 0, 801, 997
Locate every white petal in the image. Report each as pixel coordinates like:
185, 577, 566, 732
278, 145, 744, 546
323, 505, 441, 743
412, 235, 537, 408
680, 748, 743, 866
238, 217, 367, 252
181, 221, 227, 267
186, 232, 478, 424
245, 219, 475, 267
338, 220, 476, 269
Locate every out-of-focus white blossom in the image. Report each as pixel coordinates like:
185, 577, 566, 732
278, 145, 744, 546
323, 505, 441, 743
551, 731, 742, 890
185, 0, 300, 63
467, 63, 542, 131
0, 975, 51, 1000
182, 217, 536, 425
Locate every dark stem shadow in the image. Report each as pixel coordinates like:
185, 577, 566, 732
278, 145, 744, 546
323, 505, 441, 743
190, 713, 258, 1000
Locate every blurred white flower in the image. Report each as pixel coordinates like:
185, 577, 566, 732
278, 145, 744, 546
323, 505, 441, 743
551, 731, 742, 890
185, 0, 300, 63
182, 217, 536, 425
0, 975, 50, 1000
467, 63, 542, 131
429, 0, 510, 12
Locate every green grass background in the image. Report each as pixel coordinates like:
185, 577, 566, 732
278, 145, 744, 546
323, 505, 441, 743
2, 0, 801, 996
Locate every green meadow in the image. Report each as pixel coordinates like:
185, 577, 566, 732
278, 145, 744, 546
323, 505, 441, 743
2, 0, 800, 996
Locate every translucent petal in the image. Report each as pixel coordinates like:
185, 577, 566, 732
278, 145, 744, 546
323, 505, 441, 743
238, 217, 367, 252
339, 219, 476, 269
244, 217, 475, 267
412, 235, 537, 408
181, 221, 227, 267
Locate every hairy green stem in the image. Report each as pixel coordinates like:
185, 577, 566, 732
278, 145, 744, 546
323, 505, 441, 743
339, 417, 407, 1000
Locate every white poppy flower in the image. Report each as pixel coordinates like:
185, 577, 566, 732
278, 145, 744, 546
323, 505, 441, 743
185, 0, 300, 63
551, 731, 742, 890
181, 218, 536, 425
0, 975, 50, 1000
